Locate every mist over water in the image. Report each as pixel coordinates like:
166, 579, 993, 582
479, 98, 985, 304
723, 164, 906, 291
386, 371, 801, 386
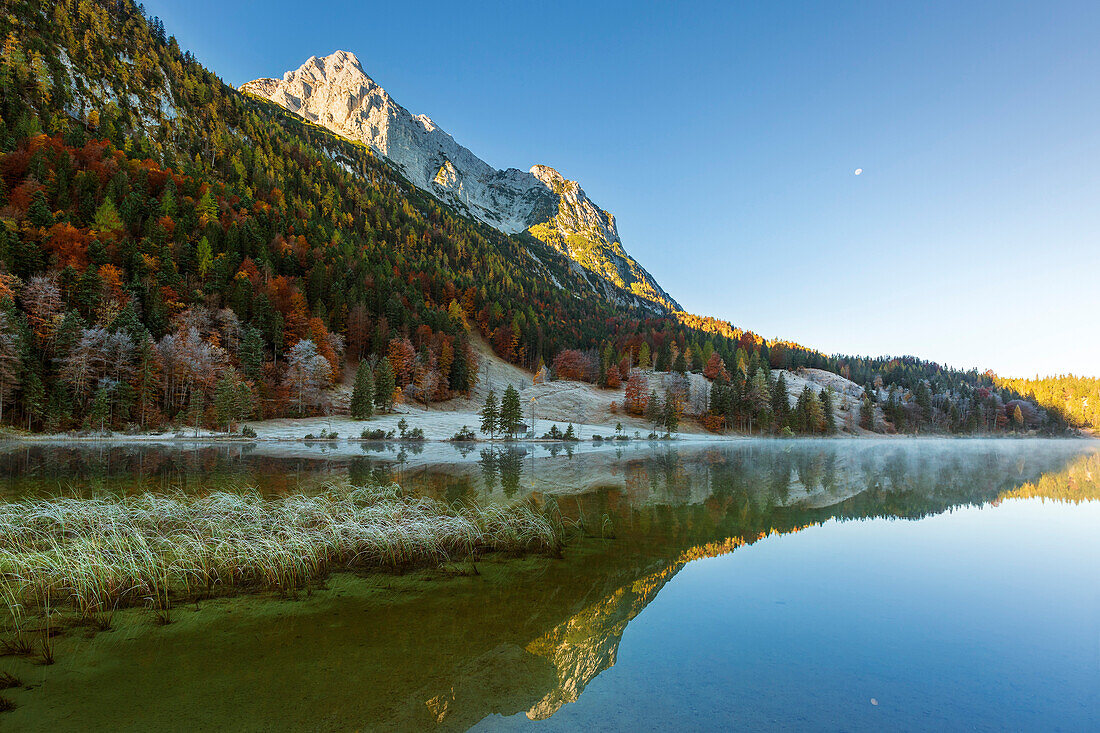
1, 438, 1097, 730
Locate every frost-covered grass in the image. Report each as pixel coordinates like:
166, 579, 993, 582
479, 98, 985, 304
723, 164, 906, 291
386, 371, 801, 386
0, 483, 564, 636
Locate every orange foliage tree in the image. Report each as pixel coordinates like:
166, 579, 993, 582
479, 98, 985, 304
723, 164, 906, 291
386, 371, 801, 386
387, 337, 416, 387
553, 349, 594, 382
623, 370, 649, 416
703, 352, 729, 381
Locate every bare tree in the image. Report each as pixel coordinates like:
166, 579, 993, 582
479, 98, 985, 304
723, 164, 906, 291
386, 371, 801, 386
21, 275, 63, 347
61, 327, 111, 406
156, 326, 228, 414
216, 308, 242, 353
283, 339, 332, 416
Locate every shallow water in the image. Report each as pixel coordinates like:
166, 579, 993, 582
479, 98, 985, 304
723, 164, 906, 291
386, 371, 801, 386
1, 438, 1098, 731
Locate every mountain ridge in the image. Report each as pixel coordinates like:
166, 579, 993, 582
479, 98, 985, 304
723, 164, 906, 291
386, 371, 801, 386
241, 51, 680, 312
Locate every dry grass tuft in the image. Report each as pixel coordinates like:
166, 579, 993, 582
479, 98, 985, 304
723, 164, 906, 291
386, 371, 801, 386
0, 482, 565, 636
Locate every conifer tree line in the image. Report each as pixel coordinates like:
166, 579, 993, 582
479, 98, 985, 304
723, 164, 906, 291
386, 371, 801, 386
477, 385, 523, 439
0, 0, 1083, 434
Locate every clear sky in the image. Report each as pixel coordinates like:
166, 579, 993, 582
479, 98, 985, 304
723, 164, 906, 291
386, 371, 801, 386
143, 0, 1099, 378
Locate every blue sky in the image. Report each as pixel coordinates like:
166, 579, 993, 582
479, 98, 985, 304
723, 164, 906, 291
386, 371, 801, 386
144, 1, 1099, 378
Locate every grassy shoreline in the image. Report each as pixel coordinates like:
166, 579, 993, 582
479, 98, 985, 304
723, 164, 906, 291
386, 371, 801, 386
0, 483, 566, 658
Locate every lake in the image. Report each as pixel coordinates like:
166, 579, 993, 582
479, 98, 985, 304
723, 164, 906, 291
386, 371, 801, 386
0, 438, 1097, 731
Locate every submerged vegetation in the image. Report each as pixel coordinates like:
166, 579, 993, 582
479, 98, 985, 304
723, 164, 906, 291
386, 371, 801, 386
0, 482, 565, 647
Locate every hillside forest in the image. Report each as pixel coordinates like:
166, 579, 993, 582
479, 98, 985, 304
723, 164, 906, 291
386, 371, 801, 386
0, 0, 1090, 436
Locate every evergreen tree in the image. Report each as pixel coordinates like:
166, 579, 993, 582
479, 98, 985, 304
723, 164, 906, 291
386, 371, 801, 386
0, 312, 23, 425
708, 378, 730, 422
135, 341, 159, 428
196, 236, 213, 280
350, 361, 374, 419
637, 342, 651, 370
673, 351, 687, 374
92, 197, 123, 237
500, 384, 522, 438
240, 327, 264, 382
85, 385, 110, 433
915, 380, 933, 426
214, 373, 238, 432
234, 379, 254, 424
820, 388, 837, 434
22, 369, 46, 430
885, 385, 904, 432
449, 341, 471, 394
859, 391, 875, 431
186, 387, 203, 435
771, 373, 790, 429
644, 389, 662, 431
196, 189, 218, 222
746, 368, 771, 433
655, 342, 670, 372
796, 387, 824, 434
662, 394, 680, 434
28, 191, 53, 228
374, 357, 396, 413
479, 388, 499, 439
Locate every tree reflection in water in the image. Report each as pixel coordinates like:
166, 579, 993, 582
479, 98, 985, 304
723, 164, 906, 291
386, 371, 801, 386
0, 440, 1097, 731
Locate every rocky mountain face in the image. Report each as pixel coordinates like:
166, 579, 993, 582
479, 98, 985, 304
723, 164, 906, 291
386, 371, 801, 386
241, 51, 679, 312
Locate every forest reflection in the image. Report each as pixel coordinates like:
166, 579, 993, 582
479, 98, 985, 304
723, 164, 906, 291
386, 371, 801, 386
0, 440, 1096, 730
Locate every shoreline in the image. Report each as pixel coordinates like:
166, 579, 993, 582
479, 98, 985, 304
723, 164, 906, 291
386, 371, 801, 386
1, 430, 1086, 445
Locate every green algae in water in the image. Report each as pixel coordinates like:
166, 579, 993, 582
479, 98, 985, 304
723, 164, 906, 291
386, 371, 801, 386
2, 440, 1099, 731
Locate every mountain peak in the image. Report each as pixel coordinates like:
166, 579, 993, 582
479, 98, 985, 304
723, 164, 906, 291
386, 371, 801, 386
300, 50, 363, 74
242, 54, 680, 313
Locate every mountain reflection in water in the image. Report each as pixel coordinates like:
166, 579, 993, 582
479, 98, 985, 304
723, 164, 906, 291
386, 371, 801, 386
1, 439, 1097, 731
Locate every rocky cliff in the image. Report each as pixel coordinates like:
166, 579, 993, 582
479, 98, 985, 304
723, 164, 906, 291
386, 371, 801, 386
242, 51, 679, 312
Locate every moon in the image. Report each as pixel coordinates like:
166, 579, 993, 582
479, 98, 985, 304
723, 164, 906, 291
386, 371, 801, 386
854, 168, 863, 175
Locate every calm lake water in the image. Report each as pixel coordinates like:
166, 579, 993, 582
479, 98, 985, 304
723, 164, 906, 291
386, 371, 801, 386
1, 438, 1097, 731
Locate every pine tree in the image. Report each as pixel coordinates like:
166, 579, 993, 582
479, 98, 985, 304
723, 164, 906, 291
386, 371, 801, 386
480, 388, 499, 439
186, 387, 203, 436
673, 351, 687, 374
644, 389, 662, 431
637, 342, 651, 370
28, 191, 53, 228
771, 373, 790, 429
655, 342, 670, 372
449, 341, 471, 394
240, 327, 264, 382
214, 373, 237, 432
196, 236, 213, 280
500, 384, 522, 438
859, 391, 875, 431
820, 388, 837, 434
92, 197, 123, 237
662, 394, 680, 434
915, 380, 933, 426
374, 357, 396, 413
797, 387, 824, 434
350, 361, 375, 419
85, 384, 110, 433
234, 379, 254, 424
0, 312, 23, 425
196, 189, 218, 223
746, 368, 771, 433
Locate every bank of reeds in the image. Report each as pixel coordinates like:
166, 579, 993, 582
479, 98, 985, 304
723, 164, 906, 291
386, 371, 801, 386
0, 483, 565, 635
